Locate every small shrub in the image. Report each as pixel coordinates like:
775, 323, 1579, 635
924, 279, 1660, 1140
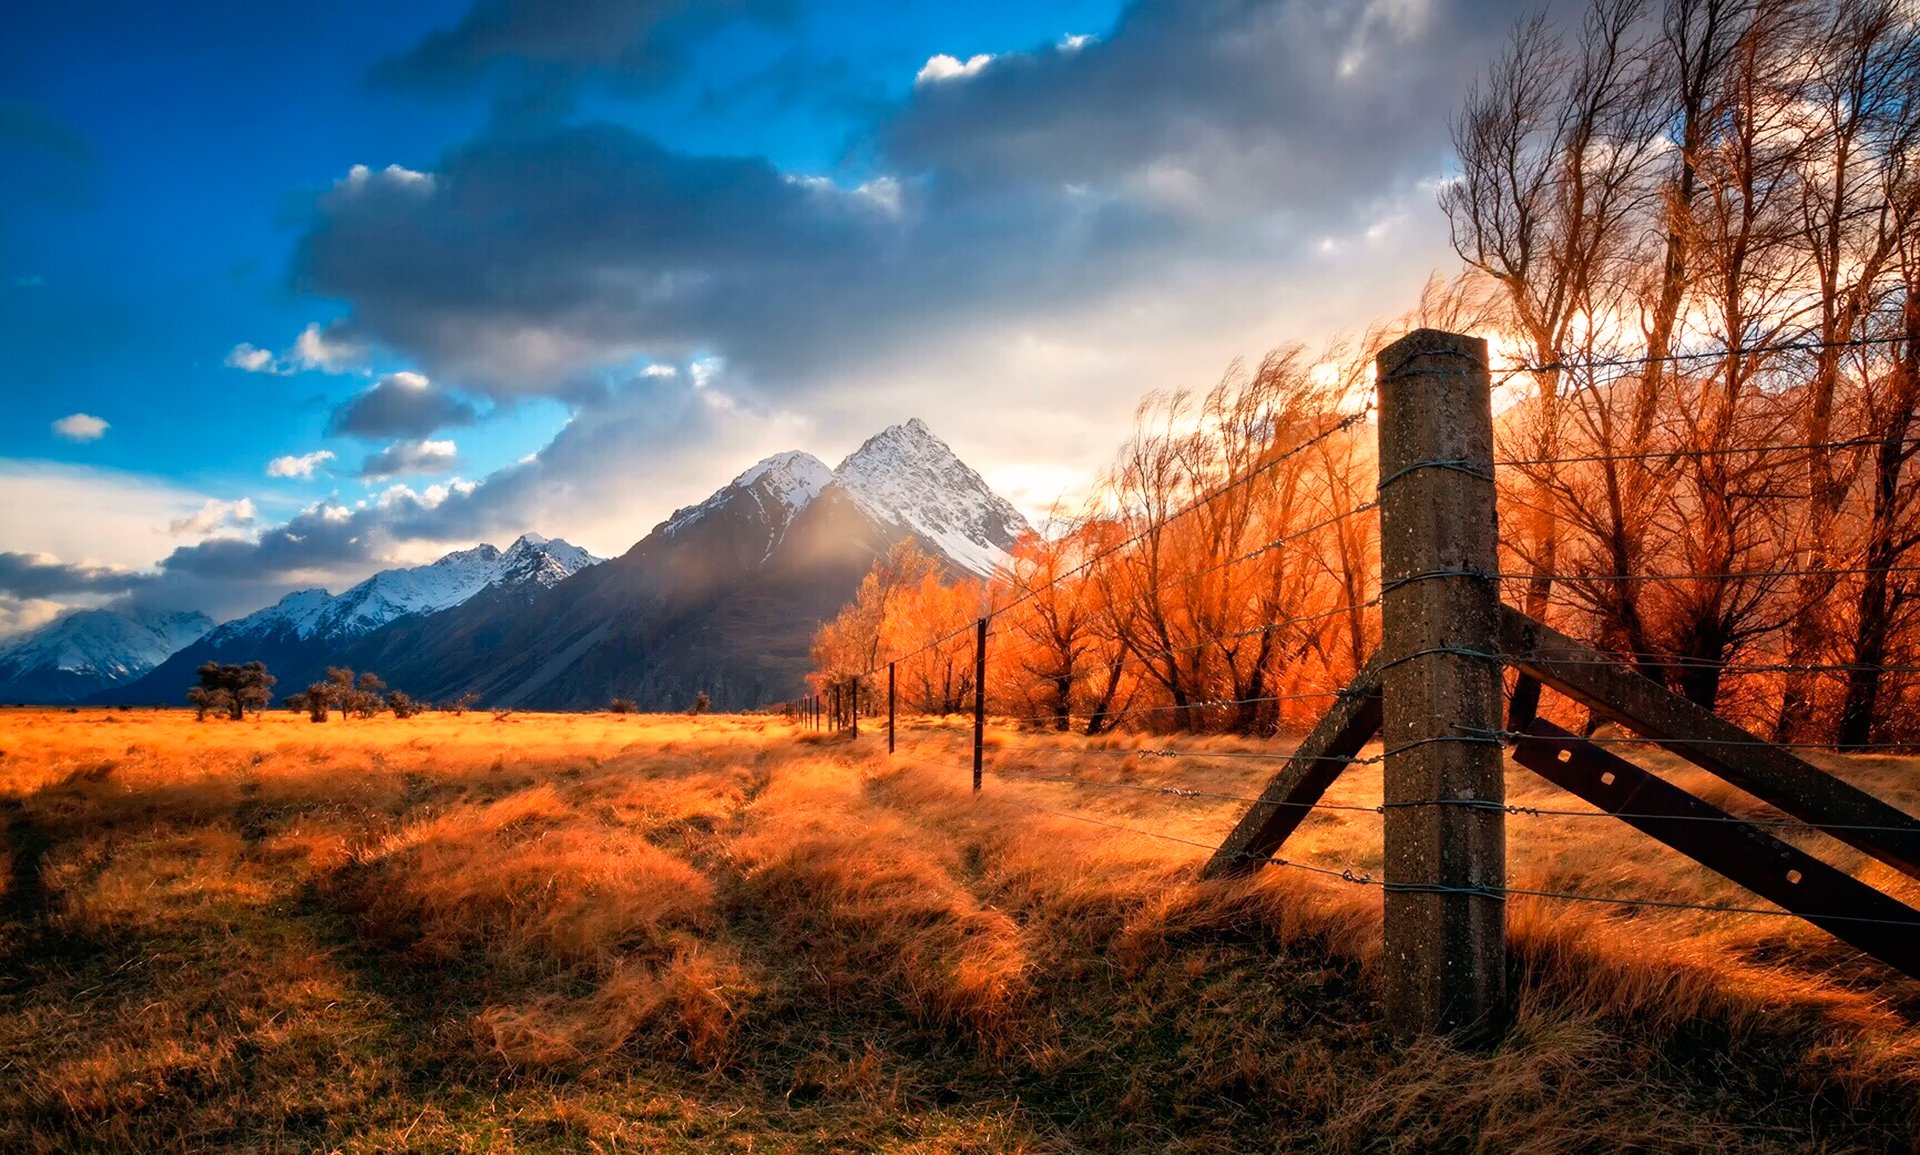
608, 698, 637, 714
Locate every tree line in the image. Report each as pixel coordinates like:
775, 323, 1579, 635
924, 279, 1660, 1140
814, 0, 1920, 748
188, 661, 480, 721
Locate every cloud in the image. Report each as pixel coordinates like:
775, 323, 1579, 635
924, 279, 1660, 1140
326, 371, 480, 438
51, 413, 107, 442
293, 0, 1530, 419
0, 551, 155, 598
0, 595, 65, 638
359, 438, 460, 480
223, 321, 368, 376
371, 0, 796, 99
915, 53, 994, 86
290, 320, 367, 373
265, 449, 337, 479
166, 498, 257, 537
225, 343, 285, 374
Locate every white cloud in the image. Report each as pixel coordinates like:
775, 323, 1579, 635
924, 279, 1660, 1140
1059, 33, 1094, 51
915, 53, 994, 86
641, 363, 679, 378
224, 343, 286, 374
51, 413, 108, 442
167, 497, 257, 537
291, 321, 367, 373
343, 162, 434, 192
266, 449, 337, 480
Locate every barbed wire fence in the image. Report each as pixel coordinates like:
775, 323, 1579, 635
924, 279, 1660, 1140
793, 326, 1920, 1043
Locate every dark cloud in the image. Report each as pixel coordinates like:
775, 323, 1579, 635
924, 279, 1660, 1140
0, 552, 154, 598
372, 0, 795, 97
327, 371, 480, 438
359, 439, 462, 480
296, 0, 1533, 405
883, 0, 1523, 206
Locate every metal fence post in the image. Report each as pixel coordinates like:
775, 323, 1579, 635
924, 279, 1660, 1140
1375, 328, 1507, 1043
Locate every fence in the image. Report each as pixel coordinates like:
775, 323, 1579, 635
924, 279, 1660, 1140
798, 328, 1920, 1045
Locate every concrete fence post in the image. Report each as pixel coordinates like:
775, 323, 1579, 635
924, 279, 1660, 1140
1375, 328, 1507, 1042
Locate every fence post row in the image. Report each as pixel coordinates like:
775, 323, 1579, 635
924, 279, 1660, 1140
973, 617, 987, 793
1374, 329, 1508, 1042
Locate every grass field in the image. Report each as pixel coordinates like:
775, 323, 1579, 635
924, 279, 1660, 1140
2, 706, 1919, 1152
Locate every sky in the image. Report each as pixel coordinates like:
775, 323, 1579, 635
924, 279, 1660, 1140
0, 0, 1536, 634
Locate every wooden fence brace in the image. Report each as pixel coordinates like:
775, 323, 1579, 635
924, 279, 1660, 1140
973, 617, 987, 793
1204, 655, 1383, 877
1509, 718, 1920, 977
888, 661, 897, 754
1496, 607, 1920, 880
1375, 328, 1507, 1043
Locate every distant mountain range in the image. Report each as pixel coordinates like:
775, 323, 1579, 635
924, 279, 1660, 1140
0, 606, 215, 703
31, 419, 1028, 711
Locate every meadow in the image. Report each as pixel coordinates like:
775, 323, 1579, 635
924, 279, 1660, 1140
2, 706, 1919, 1153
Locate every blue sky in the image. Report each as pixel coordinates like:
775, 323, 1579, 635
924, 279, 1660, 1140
0, 0, 1531, 630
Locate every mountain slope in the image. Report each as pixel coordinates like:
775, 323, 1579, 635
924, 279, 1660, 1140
0, 607, 214, 703
329, 422, 1031, 711
99, 534, 599, 704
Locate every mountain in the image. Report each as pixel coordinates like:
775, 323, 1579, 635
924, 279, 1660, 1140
0, 606, 214, 703
321, 420, 1032, 711
99, 534, 600, 704
829, 418, 1029, 577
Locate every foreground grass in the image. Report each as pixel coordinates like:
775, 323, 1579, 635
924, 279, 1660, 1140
1, 707, 1917, 1152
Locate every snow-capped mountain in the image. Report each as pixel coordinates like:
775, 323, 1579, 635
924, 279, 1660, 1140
661, 450, 834, 554
96, 534, 600, 705
207, 533, 600, 647
334, 418, 1034, 711
0, 606, 214, 703
828, 418, 1031, 576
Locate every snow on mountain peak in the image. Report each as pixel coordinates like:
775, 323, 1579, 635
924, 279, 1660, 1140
662, 450, 833, 538
830, 420, 1032, 576
206, 535, 602, 645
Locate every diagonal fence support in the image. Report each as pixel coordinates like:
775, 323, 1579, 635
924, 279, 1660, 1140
1508, 719, 1920, 977
1204, 655, 1382, 878
1374, 328, 1507, 1043
1497, 607, 1920, 880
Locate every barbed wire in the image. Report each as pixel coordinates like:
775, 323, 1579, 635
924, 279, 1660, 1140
1518, 331, 1913, 377
1461, 723, 1920, 753
1498, 433, 1920, 468
989, 786, 1920, 929
999, 686, 1355, 731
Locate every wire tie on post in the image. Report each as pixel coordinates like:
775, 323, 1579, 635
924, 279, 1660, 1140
1375, 458, 1497, 491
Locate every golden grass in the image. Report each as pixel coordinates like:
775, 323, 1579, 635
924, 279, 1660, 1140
0, 705, 1917, 1152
